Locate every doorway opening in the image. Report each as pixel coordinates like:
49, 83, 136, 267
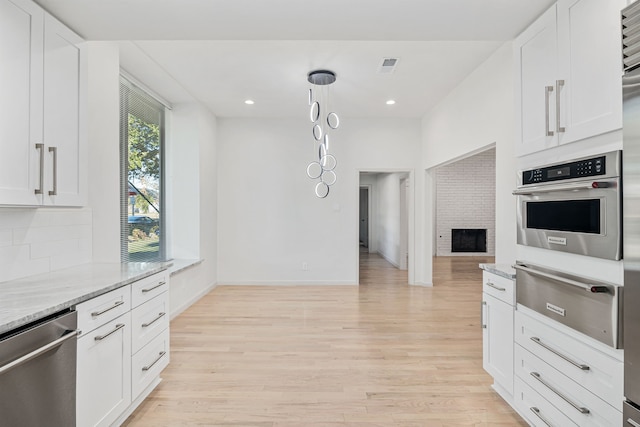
358, 171, 412, 284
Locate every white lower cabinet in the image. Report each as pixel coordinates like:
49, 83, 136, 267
482, 271, 515, 398
77, 313, 132, 427
513, 308, 623, 426
76, 271, 170, 426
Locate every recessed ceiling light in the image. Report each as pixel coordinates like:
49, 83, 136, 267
245, 99, 254, 105
386, 100, 396, 105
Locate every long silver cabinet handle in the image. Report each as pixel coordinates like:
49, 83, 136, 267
0, 329, 78, 375
142, 312, 166, 328
555, 80, 565, 133
530, 407, 554, 427
34, 143, 44, 195
94, 323, 125, 341
481, 301, 487, 329
142, 351, 166, 371
486, 281, 506, 292
545, 85, 555, 137
91, 300, 125, 317
48, 146, 57, 196
530, 372, 589, 414
628, 418, 640, 427
530, 337, 590, 371
513, 264, 607, 294
512, 179, 617, 195
142, 281, 166, 293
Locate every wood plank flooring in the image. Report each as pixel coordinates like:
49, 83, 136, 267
123, 254, 526, 426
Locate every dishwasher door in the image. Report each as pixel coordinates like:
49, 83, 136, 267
0, 310, 78, 427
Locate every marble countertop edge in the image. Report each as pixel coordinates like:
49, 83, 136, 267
479, 263, 516, 280
0, 262, 169, 335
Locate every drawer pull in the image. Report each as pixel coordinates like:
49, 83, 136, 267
142, 281, 166, 293
91, 300, 125, 317
628, 418, 640, 427
530, 337, 590, 371
530, 372, 590, 414
94, 324, 125, 341
530, 407, 554, 427
486, 281, 506, 291
481, 301, 487, 329
142, 351, 166, 372
142, 312, 166, 328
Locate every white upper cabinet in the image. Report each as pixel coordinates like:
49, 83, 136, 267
0, 0, 44, 205
43, 14, 86, 206
514, 0, 625, 156
0, 0, 86, 206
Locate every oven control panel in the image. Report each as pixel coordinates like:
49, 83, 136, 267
522, 155, 607, 184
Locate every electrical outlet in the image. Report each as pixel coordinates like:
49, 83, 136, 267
302, 262, 308, 271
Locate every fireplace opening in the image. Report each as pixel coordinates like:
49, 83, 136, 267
451, 229, 487, 253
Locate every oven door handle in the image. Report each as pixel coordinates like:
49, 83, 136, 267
512, 180, 615, 195
513, 264, 609, 294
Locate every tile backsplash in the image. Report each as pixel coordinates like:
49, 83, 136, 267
0, 208, 92, 283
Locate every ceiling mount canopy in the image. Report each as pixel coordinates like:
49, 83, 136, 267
307, 70, 336, 86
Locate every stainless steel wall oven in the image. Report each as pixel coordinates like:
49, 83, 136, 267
513, 150, 622, 260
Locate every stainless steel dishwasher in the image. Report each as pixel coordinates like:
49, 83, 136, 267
0, 309, 78, 427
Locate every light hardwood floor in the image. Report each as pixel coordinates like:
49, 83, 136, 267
123, 253, 527, 426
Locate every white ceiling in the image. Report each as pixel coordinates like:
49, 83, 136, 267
36, 0, 556, 118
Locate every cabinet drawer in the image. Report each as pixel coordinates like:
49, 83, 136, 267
515, 344, 622, 426
76, 313, 131, 427
515, 309, 623, 410
131, 291, 169, 354
514, 375, 578, 427
483, 271, 514, 305
132, 327, 170, 399
131, 271, 169, 309
77, 285, 131, 335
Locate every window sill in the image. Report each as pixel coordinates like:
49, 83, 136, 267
166, 258, 203, 276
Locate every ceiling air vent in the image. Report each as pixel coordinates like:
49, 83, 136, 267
379, 57, 399, 74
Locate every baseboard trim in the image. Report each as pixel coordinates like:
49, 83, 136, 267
170, 281, 217, 320
378, 250, 400, 268
218, 280, 358, 286
411, 281, 433, 287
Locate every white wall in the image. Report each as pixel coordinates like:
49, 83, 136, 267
421, 42, 516, 266
217, 118, 421, 285
87, 42, 121, 262
376, 173, 409, 267
435, 149, 496, 256
167, 103, 218, 317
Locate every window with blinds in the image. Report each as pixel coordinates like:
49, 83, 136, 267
119, 77, 166, 262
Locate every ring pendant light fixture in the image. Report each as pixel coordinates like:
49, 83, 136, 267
306, 70, 340, 198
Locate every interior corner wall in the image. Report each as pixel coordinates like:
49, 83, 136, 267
421, 41, 516, 266
376, 173, 407, 267
87, 42, 121, 262
166, 103, 218, 317
435, 149, 496, 256
217, 117, 421, 285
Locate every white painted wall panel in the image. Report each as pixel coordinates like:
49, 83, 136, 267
217, 118, 421, 285
421, 42, 516, 265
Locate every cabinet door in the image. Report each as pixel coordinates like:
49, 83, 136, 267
482, 293, 514, 395
556, 0, 625, 144
0, 0, 43, 205
77, 314, 132, 427
514, 5, 559, 156
43, 14, 86, 206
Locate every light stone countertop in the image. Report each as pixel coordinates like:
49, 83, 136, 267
479, 263, 516, 280
0, 262, 168, 335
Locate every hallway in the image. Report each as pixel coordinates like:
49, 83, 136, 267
124, 254, 525, 426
